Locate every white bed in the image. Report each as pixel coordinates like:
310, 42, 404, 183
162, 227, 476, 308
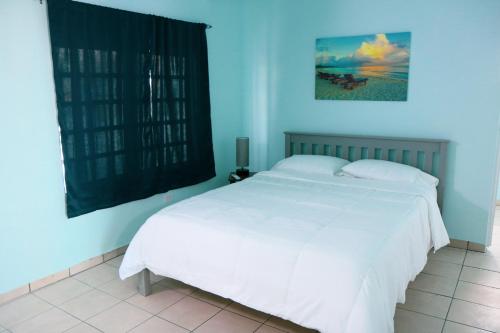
120, 168, 449, 333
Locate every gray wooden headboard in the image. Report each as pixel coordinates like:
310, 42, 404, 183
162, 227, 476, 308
284, 131, 449, 209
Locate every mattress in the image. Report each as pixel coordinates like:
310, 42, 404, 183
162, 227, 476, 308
119, 170, 449, 333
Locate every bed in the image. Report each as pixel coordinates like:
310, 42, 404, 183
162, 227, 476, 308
119, 132, 449, 333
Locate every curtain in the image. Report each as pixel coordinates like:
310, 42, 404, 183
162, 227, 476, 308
47, 0, 215, 218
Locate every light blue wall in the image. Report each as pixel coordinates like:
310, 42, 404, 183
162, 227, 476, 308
2, 0, 500, 294
241, 0, 500, 245
0, 0, 243, 293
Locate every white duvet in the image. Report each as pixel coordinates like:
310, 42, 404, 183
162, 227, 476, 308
120, 170, 449, 333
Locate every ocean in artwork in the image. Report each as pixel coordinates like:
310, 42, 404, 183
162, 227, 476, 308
315, 32, 411, 101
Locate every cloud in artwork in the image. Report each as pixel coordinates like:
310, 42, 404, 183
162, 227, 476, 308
316, 33, 410, 68
355, 34, 409, 64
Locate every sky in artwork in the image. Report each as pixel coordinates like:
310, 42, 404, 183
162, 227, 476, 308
316, 32, 411, 68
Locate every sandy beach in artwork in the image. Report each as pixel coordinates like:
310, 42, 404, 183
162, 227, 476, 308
315, 71, 408, 101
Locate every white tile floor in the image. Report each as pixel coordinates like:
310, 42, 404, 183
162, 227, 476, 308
1, 214, 500, 332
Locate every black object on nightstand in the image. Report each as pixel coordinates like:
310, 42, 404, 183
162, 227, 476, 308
228, 171, 256, 184
235, 137, 250, 178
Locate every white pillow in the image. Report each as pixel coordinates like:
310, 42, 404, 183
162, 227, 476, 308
340, 159, 439, 187
272, 155, 350, 176
417, 171, 440, 187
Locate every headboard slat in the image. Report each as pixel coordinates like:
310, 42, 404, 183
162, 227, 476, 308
380, 149, 387, 160
410, 151, 418, 166
395, 150, 403, 163
284, 132, 448, 210
367, 147, 375, 159
303, 143, 311, 154
424, 153, 433, 174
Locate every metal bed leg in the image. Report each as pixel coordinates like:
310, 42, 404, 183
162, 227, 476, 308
138, 269, 152, 296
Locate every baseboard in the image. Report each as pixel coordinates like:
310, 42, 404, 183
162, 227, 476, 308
448, 239, 468, 250
0, 285, 30, 306
448, 238, 486, 253
0, 245, 128, 306
467, 241, 486, 252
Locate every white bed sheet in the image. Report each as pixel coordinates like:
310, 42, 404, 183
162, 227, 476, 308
119, 170, 449, 333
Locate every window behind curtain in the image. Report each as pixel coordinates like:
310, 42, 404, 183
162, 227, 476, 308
47, 0, 215, 218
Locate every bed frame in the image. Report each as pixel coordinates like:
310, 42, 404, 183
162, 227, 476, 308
137, 131, 449, 296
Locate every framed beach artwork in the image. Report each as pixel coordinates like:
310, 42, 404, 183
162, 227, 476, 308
315, 32, 411, 101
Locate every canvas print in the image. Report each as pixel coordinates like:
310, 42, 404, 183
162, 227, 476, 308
315, 32, 411, 101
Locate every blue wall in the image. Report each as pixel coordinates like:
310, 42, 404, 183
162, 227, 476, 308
241, 0, 500, 245
2, 0, 500, 294
0, 0, 243, 293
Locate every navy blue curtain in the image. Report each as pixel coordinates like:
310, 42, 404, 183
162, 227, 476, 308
47, 0, 215, 218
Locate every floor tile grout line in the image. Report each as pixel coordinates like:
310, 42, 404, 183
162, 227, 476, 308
126, 292, 226, 332
426, 257, 464, 266
91, 289, 137, 302
123, 311, 154, 333
0, 289, 46, 309
52, 289, 122, 326
231, 307, 271, 325
0, 301, 56, 330
101, 280, 193, 319
61, 319, 104, 333
445, 319, 496, 333
191, 307, 223, 332
128, 291, 190, 316
395, 305, 448, 321
396, 307, 447, 321
429, 249, 466, 256
31, 279, 107, 310
151, 314, 194, 332
457, 279, 500, 291
253, 322, 288, 333
1, 294, 56, 330
406, 286, 453, 298
35, 291, 107, 332
81, 299, 126, 323
6, 270, 117, 310
462, 263, 500, 274
427, 258, 462, 266
413, 271, 459, 282
222, 305, 271, 324
253, 322, 266, 332
7, 296, 83, 333
64, 272, 118, 291
419, 270, 461, 281
82, 270, 151, 301
72, 273, 120, 289
396, 289, 452, 302
264, 318, 304, 333
51, 286, 100, 307
33, 285, 95, 306
190, 290, 233, 309
450, 296, 500, 310
441, 250, 465, 333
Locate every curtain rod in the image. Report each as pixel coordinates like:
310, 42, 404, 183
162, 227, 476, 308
38, 0, 213, 29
